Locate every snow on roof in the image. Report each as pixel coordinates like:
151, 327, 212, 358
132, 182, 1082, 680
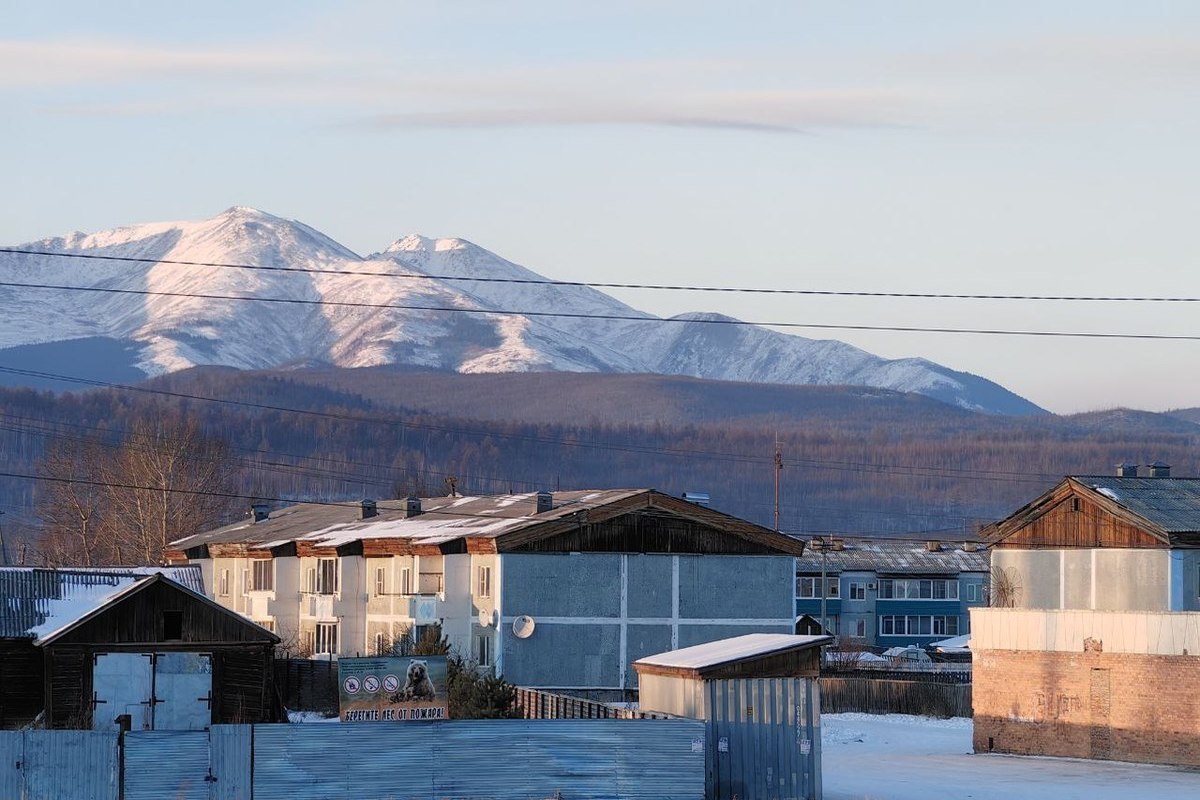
929, 634, 971, 651
0, 566, 203, 643
634, 633, 831, 671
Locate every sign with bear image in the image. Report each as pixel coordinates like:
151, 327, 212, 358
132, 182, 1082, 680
338, 656, 449, 722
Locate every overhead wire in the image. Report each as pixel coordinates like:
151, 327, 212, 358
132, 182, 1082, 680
3, 246, 1199, 303
2, 279, 1198, 341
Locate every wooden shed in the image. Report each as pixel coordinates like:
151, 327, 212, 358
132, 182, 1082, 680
0, 567, 280, 730
634, 634, 832, 800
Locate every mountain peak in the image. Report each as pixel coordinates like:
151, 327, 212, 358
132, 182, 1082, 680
385, 234, 475, 254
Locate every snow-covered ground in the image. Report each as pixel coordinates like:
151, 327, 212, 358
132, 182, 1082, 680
823, 713, 1200, 800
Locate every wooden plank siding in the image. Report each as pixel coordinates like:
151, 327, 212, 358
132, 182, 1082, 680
986, 479, 1170, 550
635, 647, 823, 681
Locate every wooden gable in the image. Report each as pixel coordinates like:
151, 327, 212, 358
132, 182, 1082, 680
45, 577, 278, 647
497, 492, 805, 555
986, 479, 1169, 550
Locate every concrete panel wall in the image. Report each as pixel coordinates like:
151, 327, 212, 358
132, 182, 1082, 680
624, 625, 673, 687
678, 556, 793, 619
501, 554, 621, 618
502, 623, 621, 687
676, 623, 791, 649
626, 556, 673, 618
992, 550, 1060, 609
1094, 550, 1167, 611
1062, 550, 1092, 609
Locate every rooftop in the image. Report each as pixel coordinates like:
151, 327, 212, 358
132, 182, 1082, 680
1075, 476, 1200, 534
170, 489, 807, 556
0, 566, 204, 642
634, 633, 832, 672
794, 538, 988, 575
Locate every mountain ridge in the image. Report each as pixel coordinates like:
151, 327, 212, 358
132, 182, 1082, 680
0, 207, 1044, 415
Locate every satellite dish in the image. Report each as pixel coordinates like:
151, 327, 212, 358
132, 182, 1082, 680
512, 615, 536, 639
478, 609, 493, 628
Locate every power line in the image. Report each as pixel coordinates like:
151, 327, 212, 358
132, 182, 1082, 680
4, 246, 1199, 303
3, 279, 1200, 341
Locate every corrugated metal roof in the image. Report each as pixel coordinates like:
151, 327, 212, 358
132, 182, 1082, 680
0, 566, 203, 641
794, 538, 989, 575
1078, 476, 1200, 533
634, 633, 830, 671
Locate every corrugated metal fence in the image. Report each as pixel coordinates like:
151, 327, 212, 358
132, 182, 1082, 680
2, 719, 705, 800
706, 678, 821, 800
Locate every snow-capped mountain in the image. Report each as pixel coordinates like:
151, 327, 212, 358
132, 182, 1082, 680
0, 207, 1044, 414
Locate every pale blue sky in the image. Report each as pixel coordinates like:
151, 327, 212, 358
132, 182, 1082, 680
3, 2, 1199, 413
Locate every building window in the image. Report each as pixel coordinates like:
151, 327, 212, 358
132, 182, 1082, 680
966, 583, 981, 603
241, 568, 250, 594
255, 619, 275, 633
251, 560, 274, 592
796, 576, 840, 599
400, 567, 413, 596
315, 558, 338, 595
879, 615, 960, 637
375, 567, 387, 597
315, 622, 339, 655
477, 565, 492, 599
475, 632, 493, 666
374, 631, 387, 655
852, 619, 867, 639
218, 569, 230, 596
848, 582, 867, 601
878, 579, 959, 600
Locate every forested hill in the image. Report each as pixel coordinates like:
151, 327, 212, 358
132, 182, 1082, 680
2, 367, 1198, 552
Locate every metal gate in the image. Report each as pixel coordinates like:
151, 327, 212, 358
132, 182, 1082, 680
93, 652, 213, 732
706, 677, 821, 800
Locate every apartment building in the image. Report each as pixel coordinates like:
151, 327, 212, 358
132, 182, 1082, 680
167, 489, 806, 691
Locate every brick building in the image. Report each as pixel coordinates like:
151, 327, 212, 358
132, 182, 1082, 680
973, 464, 1200, 765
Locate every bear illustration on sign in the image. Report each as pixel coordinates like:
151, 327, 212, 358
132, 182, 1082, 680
401, 659, 436, 701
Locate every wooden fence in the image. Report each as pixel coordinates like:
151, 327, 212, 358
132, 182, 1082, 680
275, 658, 339, 714
515, 687, 671, 720
819, 677, 972, 718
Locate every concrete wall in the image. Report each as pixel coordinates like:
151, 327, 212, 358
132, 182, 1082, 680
498, 553, 794, 689
992, 548, 1173, 611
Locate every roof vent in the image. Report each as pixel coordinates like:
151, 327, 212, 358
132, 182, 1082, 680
404, 496, 422, 518
360, 499, 378, 520
925, 540, 943, 552
536, 491, 553, 514
831, 538, 845, 551
1116, 462, 1139, 478
681, 491, 711, 507
1148, 461, 1171, 478
962, 542, 979, 552
251, 503, 269, 523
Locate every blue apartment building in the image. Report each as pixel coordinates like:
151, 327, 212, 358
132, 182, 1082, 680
794, 538, 989, 648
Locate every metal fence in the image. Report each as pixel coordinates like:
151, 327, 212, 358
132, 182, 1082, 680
3, 719, 705, 800
820, 676, 972, 718
0, 730, 118, 800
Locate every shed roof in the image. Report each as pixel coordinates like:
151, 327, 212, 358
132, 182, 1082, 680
0, 566, 274, 645
170, 489, 806, 556
634, 633, 832, 674
794, 538, 988, 575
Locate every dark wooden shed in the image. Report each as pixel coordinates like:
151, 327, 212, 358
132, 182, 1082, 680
0, 567, 280, 730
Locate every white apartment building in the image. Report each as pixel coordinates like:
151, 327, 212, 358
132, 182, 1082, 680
168, 490, 805, 691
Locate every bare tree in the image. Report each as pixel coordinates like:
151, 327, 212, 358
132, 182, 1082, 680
34, 413, 240, 566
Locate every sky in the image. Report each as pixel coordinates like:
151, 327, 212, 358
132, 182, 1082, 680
2, 1, 1199, 415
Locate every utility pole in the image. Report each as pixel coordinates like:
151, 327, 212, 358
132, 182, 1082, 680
820, 534, 829, 637
773, 435, 783, 532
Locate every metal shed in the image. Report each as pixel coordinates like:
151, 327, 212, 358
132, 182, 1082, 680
634, 633, 832, 800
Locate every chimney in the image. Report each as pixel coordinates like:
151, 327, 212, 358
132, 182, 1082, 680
404, 496, 422, 518
1148, 461, 1172, 478
536, 491, 554, 514
251, 503, 270, 523
360, 499, 378, 520
1116, 462, 1139, 478
831, 538, 845, 551
925, 540, 943, 552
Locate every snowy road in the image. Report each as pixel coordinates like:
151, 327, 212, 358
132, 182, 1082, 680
822, 713, 1200, 800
